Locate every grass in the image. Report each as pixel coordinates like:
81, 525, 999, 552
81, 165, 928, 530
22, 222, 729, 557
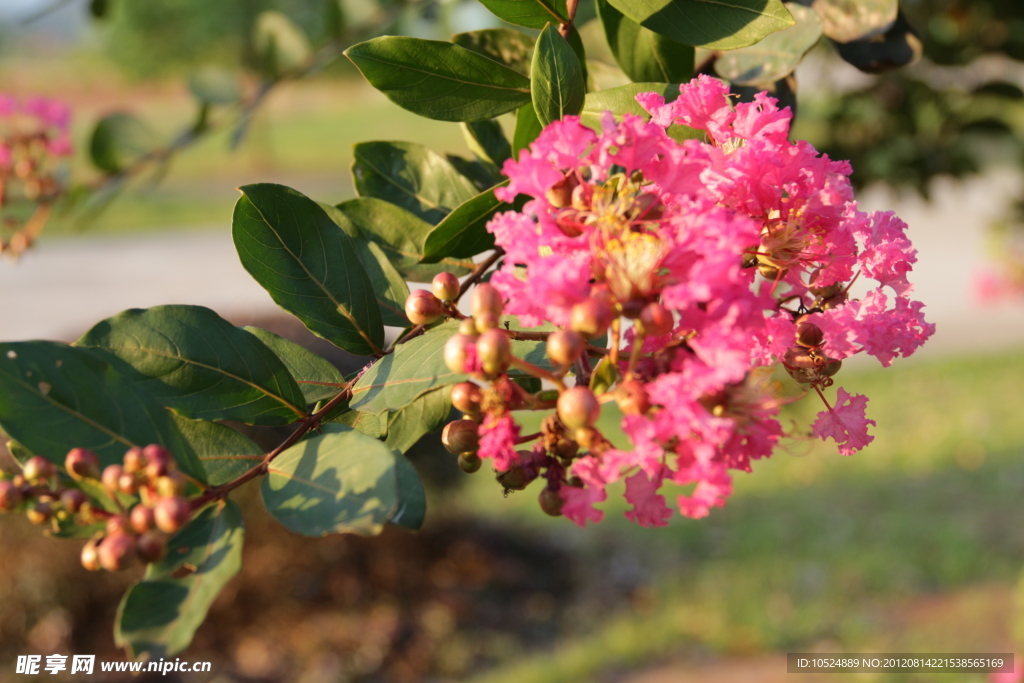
455, 349, 1024, 683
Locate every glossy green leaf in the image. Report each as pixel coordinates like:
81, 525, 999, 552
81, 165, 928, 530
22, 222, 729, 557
447, 154, 504, 191
0, 341, 205, 482
319, 203, 411, 327
233, 183, 385, 355
243, 327, 347, 405
579, 83, 703, 141
452, 28, 536, 75
345, 37, 532, 122
833, 12, 921, 74
333, 198, 474, 282
605, 0, 794, 50
531, 24, 586, 126
261, 427, 397, 536
421, 184, 506, 263
513, 102, 544, 159
384, 388, 452, 454
89, 113, 160, 175
597, 0, 695, 83
476, 0, 569, 29
390, 455, 426, 530
76, 305, 307, 426
327, 407, 387, 438
462, 119, 514, 167
351, 141, 480, 225
116, 501, 244, 658
812, 0, 896, 43
716, 3, 821, 85
170, 413, 262, 487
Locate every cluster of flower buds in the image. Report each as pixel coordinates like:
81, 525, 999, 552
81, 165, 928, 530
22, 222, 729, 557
0, 95, 73, 257
432, 76, 935, 528
403, 272, 463, 326
0, 454, 89, 527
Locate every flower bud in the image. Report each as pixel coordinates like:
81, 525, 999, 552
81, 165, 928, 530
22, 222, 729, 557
122, 447, 147, 474
154, 496, 191, 535
758, 264, 782, 280
136, 532, 167, 564
117, 471, 138, 496
442, 419, 480, 455
0, 480, 22, 511
474, 313, 500, 332
405, 289, 444, 325
458, 453, 482, 473
496, 463, 532, 491
81, 539, 102, 571
546, 173, 579, 208
156, 472, 187, 499
821, 359, 842, 377
615, 379, 651, 415
458, 318, 479, 337
444, 334, 474, 374
101, 464, 124, 494
130, 504, 155, 534
432, 272, 461, 301
60, 489, 88, 514
795, 322, 824, 348
22, 455, 54, 483
539, 487, 564, 516
640, 302, 673, 337
142, 445, 173, 479
26, 500, 52, 525
98, 532, 136, 572
476, 328, 511, 377
106, 514, 130, 535
471, 283, 504, 320
557, 387, 600, 430
570, 299, 614, 339
574, 427, 600, 451
450, 382, 483, 416
65, 448, 100, 480
547, 330, 584, 367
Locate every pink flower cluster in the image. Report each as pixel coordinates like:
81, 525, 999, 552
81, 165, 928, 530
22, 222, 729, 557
0, 94, 73, 166
483, 75, 934, 527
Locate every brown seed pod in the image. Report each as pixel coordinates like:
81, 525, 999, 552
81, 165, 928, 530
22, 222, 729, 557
442, 419, 480, 455
405, 289, 444, 325
821, 359, 842, 377
496, 463, 531, 491
136, 532, 167, 564
98, 532, 136, 572
80, 539, 102, 571
458, 452, 483, 474
557, 386, 601, 430
65, 448, 100, 481
640, 302, 674, 337
154, 496, 191, 535
431, 272, 461, 302
130, 504, 155, 534
539, 487, 564, 516
546, 330, 584, 367
450, 382, 483, 416
570, 299, 614, 339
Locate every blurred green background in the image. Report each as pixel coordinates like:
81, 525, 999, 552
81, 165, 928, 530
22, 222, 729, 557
0, 1, 1023, 682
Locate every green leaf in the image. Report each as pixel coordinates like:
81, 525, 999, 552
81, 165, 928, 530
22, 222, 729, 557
188, 67, 241, 106
605, 0, 794, 50
476, 0, 569, 29
253, 10, 312, 75
351, 141, 480, 225
832, 12, 921, 74
384, 388, 452, 454
116, 501, 244, 658
447, 154, 504, 191
319, 203, 411, 328
170, 413, 262, 487
344, 37, 532, 122
461, 119, 513, 167
597, 0, 695, 83
233, 183, 385, 355
513, 102, 544, 159
390, 454, 426, 530
243, 327, 347, 406
716, 3, 821, 85
531, 24, 587, 126
812, 0, 897, 43
76, 305, 307, 426
421, 184, 506, 263
89, 113, 160, 175
579, 83, 702, 141
327, 408, 387, 439
0, 341, 205, 483
589, 356, 620, 395
452, 28, 536, 75
333, 198, 474, 282
261, 427, 397, 536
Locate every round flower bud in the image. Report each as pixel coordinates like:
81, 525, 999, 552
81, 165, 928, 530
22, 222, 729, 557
496, 463, 531, 491
539, 487, 564, 516
117, 471, 139, 496
557, 387, 600, 430
65, 448, 100, 481
458, 452, 482, 474
547, 330, 584, 367
442, 419, 480, 455
474, 313, 500, 333
476, 328, 511, 377
444, 334, 474, 374
156, 472, 187, 499
821, 359, 842, 377
60, 489, 88, 514
458, 318, 479, 338
26, 500, 52, 525
405, 289, 444, 325
154, 496, 191, 535
574, 427, 600, 451
122, 447, 147, 474
570, 299, 614, 340
0, 480, 22, 511
615, 379, 651, 415
432, 272, 461, 302
130, 504, 155, 534
106, 514, 130, 535
80, 539, 102, 571
101, 464, 124, 494
795, 322, 824, 348
450, 382, 483, 416
471, 283, 504, 320
98, 532, 136, 572
22, 456, 54, 483
136, 532, 167, 564
142, 445, 173, 479
640, 302, 674, 337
